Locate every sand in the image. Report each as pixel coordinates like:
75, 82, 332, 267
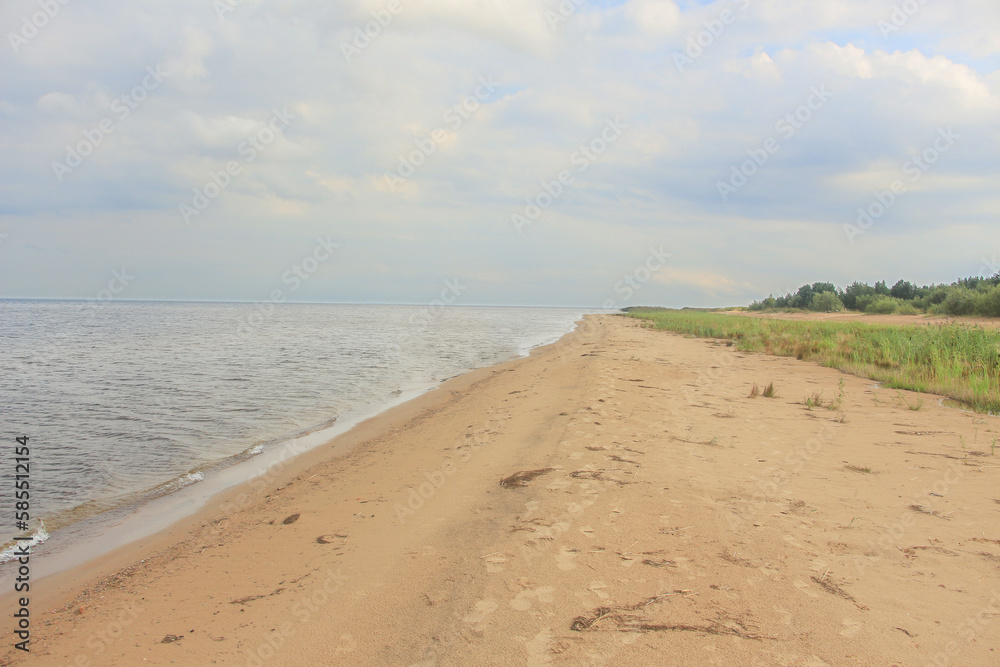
5, 314, 1000, 666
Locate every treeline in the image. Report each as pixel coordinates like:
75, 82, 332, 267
748, 275, 1000, 317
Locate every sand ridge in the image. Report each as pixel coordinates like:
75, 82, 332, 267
6, 315, 1000, 666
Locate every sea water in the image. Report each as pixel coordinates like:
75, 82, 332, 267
0, 301, 589, 566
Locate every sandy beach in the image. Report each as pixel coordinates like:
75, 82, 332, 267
6, 314, 1000, 666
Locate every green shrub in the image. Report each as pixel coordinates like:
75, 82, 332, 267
810, 292, 844, 312
936, 287, 978, 316
866, 295, 901, 314
980, 285, 1000, 317
854, 294, 875, 312
894, 302, 921, 315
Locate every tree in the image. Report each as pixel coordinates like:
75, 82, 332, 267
811, 282, 836, 295
890, 279, 916, 301
842, 282, 874, 311
791, 284, 815, 309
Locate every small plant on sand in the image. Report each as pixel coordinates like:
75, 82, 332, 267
894, 390, 923, 411
749, 384, 760, 398
991, 436, 997, 456
762, 382, 777, 398
828, 378, 846, 411
845, 464, 873, 474
804, 393, 824, 410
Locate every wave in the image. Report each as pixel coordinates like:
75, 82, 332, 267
0, 521, 50, 564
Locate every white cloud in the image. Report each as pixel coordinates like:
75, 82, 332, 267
625, 0, 680, 36
36, 92, 84, 116
0, 0, 997, 305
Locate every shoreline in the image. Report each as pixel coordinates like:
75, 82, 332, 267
0, 316, 592, 625
7, 314, 1000, 665
0, 313, 584, 586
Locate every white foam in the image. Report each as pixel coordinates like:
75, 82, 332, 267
180, 471, 205, 486
0, 521, 50, 563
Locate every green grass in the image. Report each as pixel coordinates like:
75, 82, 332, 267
625, 309, 1000, 414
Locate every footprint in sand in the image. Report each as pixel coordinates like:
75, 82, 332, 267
794, 579, 821, 599
482, 553, 508, 573
839, 618, 863, 638
773, 606, 794, 625
809, 558, 829, 573
334, 634, 357, 652
510, 585, 555, 611
588, 581, 610, 599
464, 599, 499, 624
556, 546, 578, 570
522, 629, 554, 666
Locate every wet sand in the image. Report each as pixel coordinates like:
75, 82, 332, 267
6, 315, 1000, 666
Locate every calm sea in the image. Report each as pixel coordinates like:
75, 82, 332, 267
0, 301, 588, 561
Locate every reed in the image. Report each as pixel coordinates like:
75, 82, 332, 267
625, 309, 1000, 414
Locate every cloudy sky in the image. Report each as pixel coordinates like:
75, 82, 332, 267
1, 0, 998, 308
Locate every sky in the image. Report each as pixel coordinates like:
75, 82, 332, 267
1, 0, 998, 308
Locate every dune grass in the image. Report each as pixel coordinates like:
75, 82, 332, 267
625, 309, 1000, 414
